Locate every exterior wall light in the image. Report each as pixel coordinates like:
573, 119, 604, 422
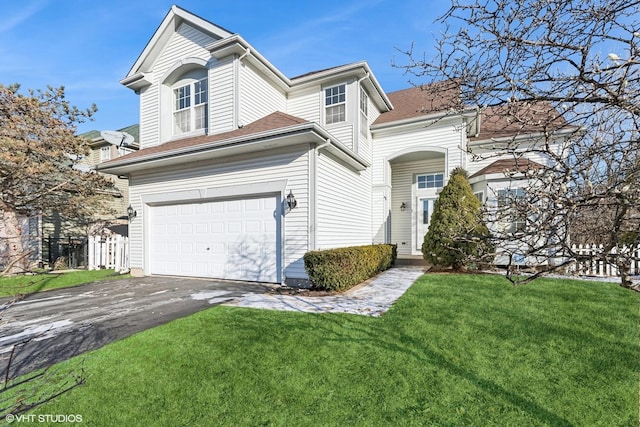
127, 204, 137, 220
286, 190, 297, 211
400, 202, 406, 212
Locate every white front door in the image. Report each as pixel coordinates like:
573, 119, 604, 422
416, 197, 435, 251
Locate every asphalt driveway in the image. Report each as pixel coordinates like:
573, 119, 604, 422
0, 276, 272, 378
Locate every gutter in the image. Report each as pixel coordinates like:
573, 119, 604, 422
468, 126, 577, 147
98, 123, 369, 175
371, 106, 478, 133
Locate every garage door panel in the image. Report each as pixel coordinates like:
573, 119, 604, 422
227, 222, 241, 234
227, 200, 241, 212
149, 195, 280, 282
166, 206, 179, 216
195, 204, 208, 215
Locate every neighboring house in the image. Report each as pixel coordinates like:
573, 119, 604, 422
99, 6, 570, 283
36, 125, 139, 268
79, 124, 140, 232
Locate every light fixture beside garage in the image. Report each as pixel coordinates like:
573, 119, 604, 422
127, 204, 137, 220
400, 202, 406, 212
286, 190, 297, 211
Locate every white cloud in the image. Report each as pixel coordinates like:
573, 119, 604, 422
0, 0, 49, 33
258, 0, 386, 71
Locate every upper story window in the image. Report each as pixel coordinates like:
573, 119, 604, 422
360, 87, 369, 137
118, 146, 134, 157
417, 173, 444, 189
325, 84, 346, 125
173, 78, 208, 135
100, 146, 111, 161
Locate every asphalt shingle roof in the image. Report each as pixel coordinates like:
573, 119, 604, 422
470, 158, 544, 178
100, 111, 308, 166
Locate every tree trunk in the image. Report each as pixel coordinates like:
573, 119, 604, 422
617, 262, 640, 293
1, 209, 26, 275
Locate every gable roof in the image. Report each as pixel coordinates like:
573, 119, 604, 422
470, 158, 544, 179
124, 5, 233, 80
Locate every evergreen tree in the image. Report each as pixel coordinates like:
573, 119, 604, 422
422, 168, 492, 270
0, 84, 114, 274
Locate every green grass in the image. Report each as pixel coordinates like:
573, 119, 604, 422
15, 274, 640, 425
0, 269, 128, 298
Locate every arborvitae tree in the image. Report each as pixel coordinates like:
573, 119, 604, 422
422, 168, 492, 270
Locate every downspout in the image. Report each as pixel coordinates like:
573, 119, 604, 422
463, 106, 481, 171
310, 138, 331, 251
355, 72, 370, 154
473, 105, 481, 138
316, 139, 331, 153
235, 48, 251, 129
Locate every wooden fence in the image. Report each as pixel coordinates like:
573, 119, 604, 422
570, 244, 640, 277
87, 235, 129, 273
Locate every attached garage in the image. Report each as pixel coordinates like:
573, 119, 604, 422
148, 195, 281, 283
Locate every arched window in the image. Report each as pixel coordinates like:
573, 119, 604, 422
172, 74, 208, 135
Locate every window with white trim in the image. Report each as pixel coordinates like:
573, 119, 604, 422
360, 87, 369, 137
497, 188, 526, 233
417, 173, 444, 189
325, 84, 346, 124
118, 146, 134, 157
100, 146, 111, 161
173, 78, 208, 135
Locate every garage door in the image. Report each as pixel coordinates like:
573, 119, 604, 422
149, 196, 280, 282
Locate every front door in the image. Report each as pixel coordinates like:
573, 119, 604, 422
416, 197, 435, 251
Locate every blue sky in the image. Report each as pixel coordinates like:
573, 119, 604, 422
1, 0, 450, 134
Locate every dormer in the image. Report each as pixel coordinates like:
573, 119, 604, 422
159, 57, 209, 141
120, 6, 233, 148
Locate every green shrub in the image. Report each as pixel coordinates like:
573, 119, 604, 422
422, 167, 493, 270
303, 244, 397, 291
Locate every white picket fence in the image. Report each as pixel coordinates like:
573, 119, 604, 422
570, 244, 640, 277
87, 235, 130, 273
84, 236, 636, 278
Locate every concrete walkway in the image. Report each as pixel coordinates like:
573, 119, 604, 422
226, 267, 425, 317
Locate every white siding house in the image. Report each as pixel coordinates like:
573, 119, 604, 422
99, 5, 566, 283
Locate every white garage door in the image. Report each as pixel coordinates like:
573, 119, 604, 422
149, 196, 280, 282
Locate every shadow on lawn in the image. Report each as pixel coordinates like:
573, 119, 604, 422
0, 275, 56, 300
233, 307, 575, 425
0, 326, 95, 416
321, 314, 574, 426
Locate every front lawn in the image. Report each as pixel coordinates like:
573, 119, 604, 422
0, 269, 128, 298
20, 274, 640, 425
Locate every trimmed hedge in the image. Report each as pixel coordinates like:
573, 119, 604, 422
303, 244, 397, 291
